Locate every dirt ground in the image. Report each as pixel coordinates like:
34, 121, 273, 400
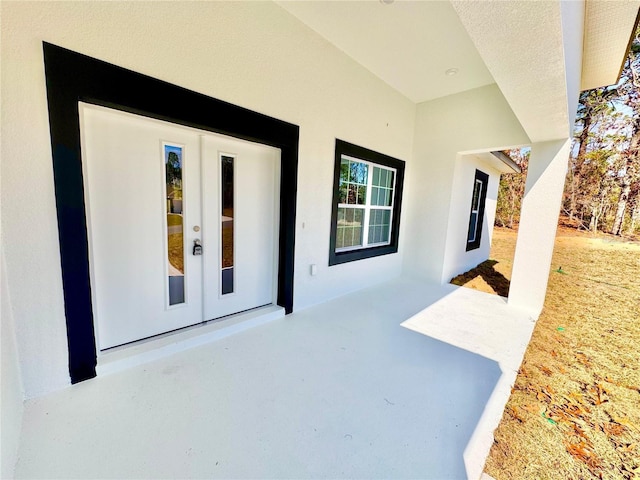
453, 225, 640, 480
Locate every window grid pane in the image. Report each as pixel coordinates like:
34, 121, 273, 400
340, 159, 349, 183
340, 157, 369, 206
336, 207, 364, 248
386, 170, 394, 188
338, 184, 347, 204
472, 180, 482, 211
371, 166, 394, 207
468, 212, 478, 242
368, 208, 392, 245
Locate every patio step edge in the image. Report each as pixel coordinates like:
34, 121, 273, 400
96, 304, 285, 377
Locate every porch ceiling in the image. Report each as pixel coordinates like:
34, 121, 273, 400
275, 0, 495, 103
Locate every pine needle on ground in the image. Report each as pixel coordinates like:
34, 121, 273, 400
454, 226, 640, 480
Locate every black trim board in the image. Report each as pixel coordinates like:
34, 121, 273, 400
328, 139, 405, 266
466, 169, 489, 252
43, 42, 298, 383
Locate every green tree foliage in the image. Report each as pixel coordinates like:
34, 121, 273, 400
566, 88, 619, 223
166, 151, 181, 186
567, 105, 628, 231
166, 151, 182, 200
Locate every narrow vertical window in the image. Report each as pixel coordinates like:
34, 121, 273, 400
221, 155, 234, 295
165, 144, 185, 305
468, 180, 482, 243
466, 169, 489, 251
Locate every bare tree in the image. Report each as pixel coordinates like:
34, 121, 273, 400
558, 25, 640, 236
611, 31, 640, 235
569, 89, 618, 221
495, 149, 529, 229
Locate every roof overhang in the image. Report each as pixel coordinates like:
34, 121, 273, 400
491, 151, 521, 174
466, 151, 521, 175
581, 1, 640, 91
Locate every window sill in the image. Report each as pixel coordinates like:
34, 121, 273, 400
329, 243, 398, 266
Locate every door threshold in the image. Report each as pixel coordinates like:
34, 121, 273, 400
96, 304, 285, 377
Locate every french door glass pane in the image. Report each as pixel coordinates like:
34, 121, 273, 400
165, 144, 185, 306
221, 156, 234, 295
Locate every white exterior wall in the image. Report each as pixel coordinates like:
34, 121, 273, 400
404, 84, 529, 284
441, 157, 502, 285
1, 1, 415, 398
1, 249, 24, 479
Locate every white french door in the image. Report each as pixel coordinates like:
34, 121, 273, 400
80, 103, 279, 350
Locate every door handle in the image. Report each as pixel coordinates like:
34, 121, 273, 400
193, 239, 202, 256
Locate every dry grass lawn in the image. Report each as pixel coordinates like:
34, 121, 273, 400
454, 226, 640, 480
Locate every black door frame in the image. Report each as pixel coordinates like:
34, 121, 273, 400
43, 43, 298, 384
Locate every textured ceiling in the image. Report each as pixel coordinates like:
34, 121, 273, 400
451, 1, 572, 143
275, 0, 495, 103
581, 0, 640, 91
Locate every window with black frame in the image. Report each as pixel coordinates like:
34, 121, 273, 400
466, 169, 489, 251
329, 139, 405, 266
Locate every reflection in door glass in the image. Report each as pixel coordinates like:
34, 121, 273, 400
221, 155, 234, 295
165, 144, 185, 305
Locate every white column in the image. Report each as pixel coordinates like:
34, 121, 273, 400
508, 139, 571, 316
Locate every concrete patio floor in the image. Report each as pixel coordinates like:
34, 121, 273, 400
13, 278, 535, 479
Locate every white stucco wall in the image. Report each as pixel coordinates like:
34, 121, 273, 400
509, 139, 571, 316
1, 1, 415, 398
404, 84, 530, 284
1, 248, 24, 479
441, 156, 503, 285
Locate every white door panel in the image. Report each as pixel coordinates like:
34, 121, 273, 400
201, 135, 278, 320
81, 105, 203, 349
80, 103, 278, 351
